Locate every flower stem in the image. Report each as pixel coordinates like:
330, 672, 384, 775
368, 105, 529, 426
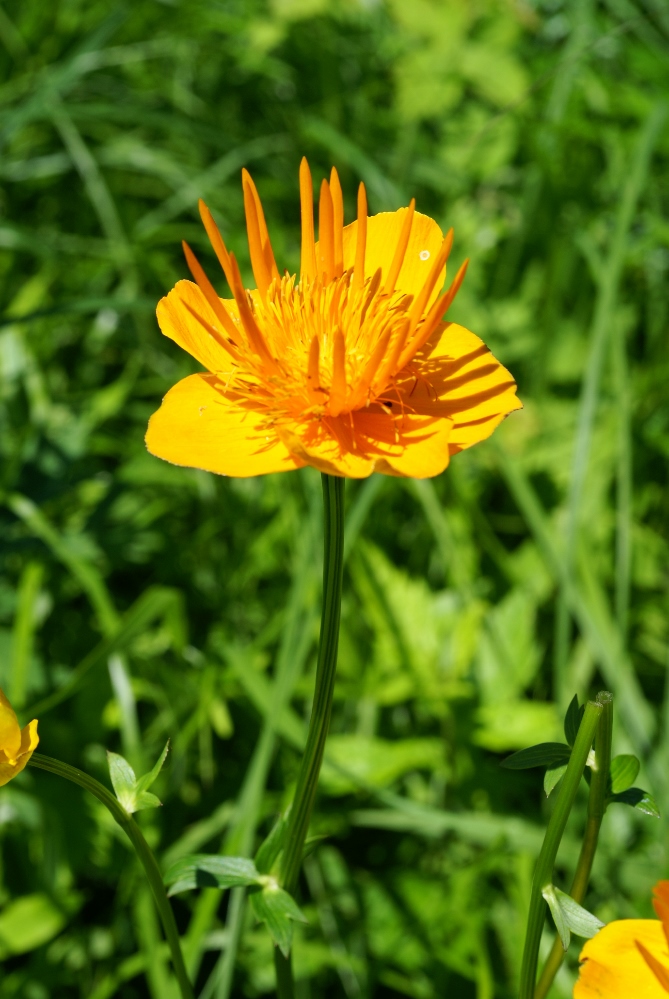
274, 473, 345, 997
518, 694, 607, 999
534, 692, 613, 999
28, 752, 194, 999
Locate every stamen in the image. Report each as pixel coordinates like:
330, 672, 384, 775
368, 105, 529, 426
383, 199, 415, 295
307, 333, 321, 402
198, 200, 235, 290
351, 324, 393, 408
242, 172, 272, 297
241, 168, 280, 282
398, 258, 469, 370
352, 183, 367, 295
359, 267, 382, 327
319, 179, 335, 282
372, 316, 411, 392
328, 327, 347, 416
182, 241, 243, 346
330, 167, 344, 277
408, 228, 453, 329
299, 157, 317, 283
228, 252, 281, 373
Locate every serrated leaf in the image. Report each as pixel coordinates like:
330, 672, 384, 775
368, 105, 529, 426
501, 743, 571, 770
255, 812, 289, 875
543, 885, 570, 950
164, 855, 261, 896
249, 883, 307, 958
610, 787, 660, 818
609, 754, 640, 794
553, 887, 604, 939
564, 695, 584, 747
135, 741, 169, 795
107, 751, 137, 812
544, 764, 568, 797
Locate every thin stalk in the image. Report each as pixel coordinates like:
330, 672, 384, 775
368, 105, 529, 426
518, 695, 606, 999
28, 753, 194, 999
275, 473, 345, 997
534, 693, 613, 999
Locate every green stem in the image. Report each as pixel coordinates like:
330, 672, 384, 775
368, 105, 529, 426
275, 473, 345, 996
534, 693, 613, 999
518, 695, 606, 999
28, 753, 195, 999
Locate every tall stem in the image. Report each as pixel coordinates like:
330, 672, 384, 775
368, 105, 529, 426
274, 473, 345, 997
28, 753, 194, 999
518, 695, 606, 999
534, 693, 613, 999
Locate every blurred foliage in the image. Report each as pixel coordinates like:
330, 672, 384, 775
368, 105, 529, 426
0, 0, 668, 996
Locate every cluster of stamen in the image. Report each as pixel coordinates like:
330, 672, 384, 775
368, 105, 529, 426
181, 159, 468, 425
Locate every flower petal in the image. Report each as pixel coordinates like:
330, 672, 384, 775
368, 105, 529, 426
0, 688, 22, 764
403, 323, 522, 453
146, 373, 304, 477
575, 920, 669, 998
157, 280, 240, 374
342, 210, 446, 302
278, 410, 452, 479
354, 411, 453, 478
0, 718, 38, 788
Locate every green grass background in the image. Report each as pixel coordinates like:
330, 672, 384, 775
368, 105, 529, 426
0, 0, 668, 996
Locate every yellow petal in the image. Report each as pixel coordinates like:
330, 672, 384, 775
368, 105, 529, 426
278, 410, 452, 479
146, 373, 304, 477
355, 411, 453, 478
0, 718, 38, 788
0, 688, 22, 764
403, 323, 522, 453
157, 280, 239, 373
575, 920, 669, 998
278, 421, 375, 478
341, 210, 446, 303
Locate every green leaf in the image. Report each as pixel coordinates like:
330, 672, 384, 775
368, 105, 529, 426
609, 788, 660, 818
254, 812, 289, 875
107, 751, 137, 812
134, 791, 162, 812
164, 856, 260, 895
135, 741, 170, 795
609, 754, 640, 794
564, 695, 584, 747
107, 745, 169, 814
164, 855, 261, 896
549, 886, 604, 946
544, 764, 568, 797
542, 885, 571, 950
249, 883, 308, 958
500, 743, 571, 770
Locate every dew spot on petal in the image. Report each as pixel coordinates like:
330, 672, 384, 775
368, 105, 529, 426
419, 250, 430, 261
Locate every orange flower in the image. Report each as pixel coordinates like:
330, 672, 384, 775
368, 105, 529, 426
575, 880, 669, 997
0, 688, 39, 787
146, 159, 521, 478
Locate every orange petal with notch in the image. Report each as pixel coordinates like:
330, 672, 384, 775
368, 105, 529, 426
341, 209, 446, 304
575, 920, 669, 998
146, 373, 304, 477
400, 323, 522, 454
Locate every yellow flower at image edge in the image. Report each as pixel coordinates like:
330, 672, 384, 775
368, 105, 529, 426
0, 688, 39, 786
575, 880, 669, 997
145, 159, 521, 479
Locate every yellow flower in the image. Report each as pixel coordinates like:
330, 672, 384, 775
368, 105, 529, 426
575, 880, 669, 997
0, 688, 39, 787
146, 159, 521, 478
